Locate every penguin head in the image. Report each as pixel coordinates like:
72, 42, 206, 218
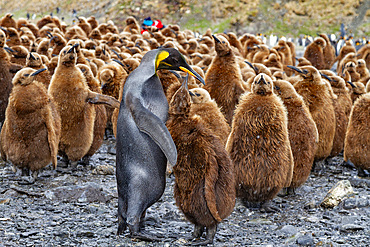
77, 64, 94, 81
189, 88, 211, 104
12, 68, 46, 86
212, 34, 232, 57
59, 44, 78, 67
345, 61, 356, 72
155, 48, 205, 85
357, 59, 366, 69
328, 75, 347, 90
287, 65, 317, 80
252, 73, 273, 96
169, 73, 191, 115
26, 52, 42, 67
273, 79, 297, 100
314, 37, 326, 49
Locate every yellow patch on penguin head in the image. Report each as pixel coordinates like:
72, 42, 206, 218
155, 50, 170, 69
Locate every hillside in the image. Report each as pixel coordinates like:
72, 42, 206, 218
0, 0, 369, 36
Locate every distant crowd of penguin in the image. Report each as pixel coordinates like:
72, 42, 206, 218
0, 12, 369, 244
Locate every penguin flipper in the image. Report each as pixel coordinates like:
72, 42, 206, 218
126, 93, 177, 166
87, 90, 120, 108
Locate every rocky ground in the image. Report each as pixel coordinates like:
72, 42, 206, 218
0, 137, 369, 247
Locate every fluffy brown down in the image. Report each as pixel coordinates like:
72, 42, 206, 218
303, 37, 326, 70
189, 88, 230, 146
328, 76, 352, 156
319, 34, 336, 70
0, 68, 61, 171
25, 52, 51, 88
226, 74, 293, 202
48, 46, 96, 161
293, 66, 336, 161
77, 64, 107, 158
343, 93, 370, 170
167, 79, 235, 229
273, 80, 318, 189
203, 35, 245, 125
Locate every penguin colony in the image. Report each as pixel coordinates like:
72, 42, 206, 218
0, 12, 369, 244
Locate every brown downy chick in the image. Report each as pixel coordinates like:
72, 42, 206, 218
226, 73, 293, 211
286, 41, 296, 66
122, 57, 140, 74
289, 65, 336, 161
77, 16, 92, 36
345, 61, 360, 82
296, 57, 312, 67
344, 93, 370, 176
263, 53, 283, 71
189, 87, 230, 146
337, 52, 357, 75
341, 69, 365, 103
243, 35, 262, 58
87, 16, 98, 30
356, 44, 370, 70
164, 70, 200, 103
5, 27, 21, 47
167, 75, 235, 245
303, 37, 326, 70
252, 44, 270, 63
36, 38, 50, 58
9, 45, 29, 66
50, 33, 67, 57
123, 16, 140, 33
319, 33, 336, 69
273, 79, 318, 193
47, 56, 59, 76
335, 40, 356, 67
0, 68, 60, 183
203, 35, 245, 125
48, 45, 119, 165
77, 64, 107, 163
327, 75, 352, 157
356, 59, 370, 85
89, 28, 102, 40
26, 52, 51, 88
0, 13, 17, 28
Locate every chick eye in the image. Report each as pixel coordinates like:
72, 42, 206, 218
196, 93, 201, 96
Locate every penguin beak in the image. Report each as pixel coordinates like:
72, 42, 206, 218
259, 74, 267, 85
320, 73, 332, 81
29, 52, 36, 60
212, 34, 221, 44
67, 45, 75, 54
49, 36, 56, 43
112, 59, 125, 68
295, 57, 299, 61
31, 68, 46, 76
245, 60, 258, 74
179, 65, 205, 85
346, 81, 356, 88
4, 47, 15, 53
287, 65, 306, 74
189, 90, 196, 97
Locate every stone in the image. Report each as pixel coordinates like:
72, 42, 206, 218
278, 225, 298, 236
0, 198, 10, 204
340, 224, 365, 232
91, 165, 115, 175
296, 234, 314, 246
320, 180, 354, 208
44, 183, 113, 203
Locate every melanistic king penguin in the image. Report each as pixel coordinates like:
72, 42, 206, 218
115, 48, 204, 241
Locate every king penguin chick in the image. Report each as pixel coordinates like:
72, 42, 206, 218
303, 37, 326, 70
48, 45, 119, 166
115, 48, 204, 241
77, 64, 107, 164
344, 92, 370, 177
203, 34, 245, 125
0, 68, 61, 183
319, 33, 336, 70
189, 87, 230, 146
167, 74, 235, 245
289, 65, 336, 162
273, 80, 318, 194
226, 73, 293, 212
326, 75, 352, 157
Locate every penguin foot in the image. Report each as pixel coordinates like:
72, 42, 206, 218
342, 159, 356, 169
358, 168, 370, 177
130, 230, 164, 242
79, 156, 90, 166
188, 224, 216, 246
192, 224, 204, 239
260, 201, 281, 213
278, 187, 296, 197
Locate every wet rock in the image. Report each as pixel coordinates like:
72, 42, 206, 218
340, 224, 365, 232
320, 180, 354, 208
20, 231, 38, 237
296, 233, 314, 246
76, 230, 95, 238
278, 225, 298, 236
44, 182, 113, 203
304, 200, 317, 209
348, 177, 370, 188
91, 165, 115, 175
343, 196, 370, 209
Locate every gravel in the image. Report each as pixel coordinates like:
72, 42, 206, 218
0, 137, 369, 246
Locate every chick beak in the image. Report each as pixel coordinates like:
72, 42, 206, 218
29, 52, 36, 60
179, 65, 205, 85
320, 73, 332, 81
31, 68, 46, 76
287, 65, 304, 74
346, 81, 356, 88
212, 34, 221, 44
259, 74, 267, 85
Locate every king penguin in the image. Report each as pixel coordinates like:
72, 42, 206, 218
115, 48, 204, 240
